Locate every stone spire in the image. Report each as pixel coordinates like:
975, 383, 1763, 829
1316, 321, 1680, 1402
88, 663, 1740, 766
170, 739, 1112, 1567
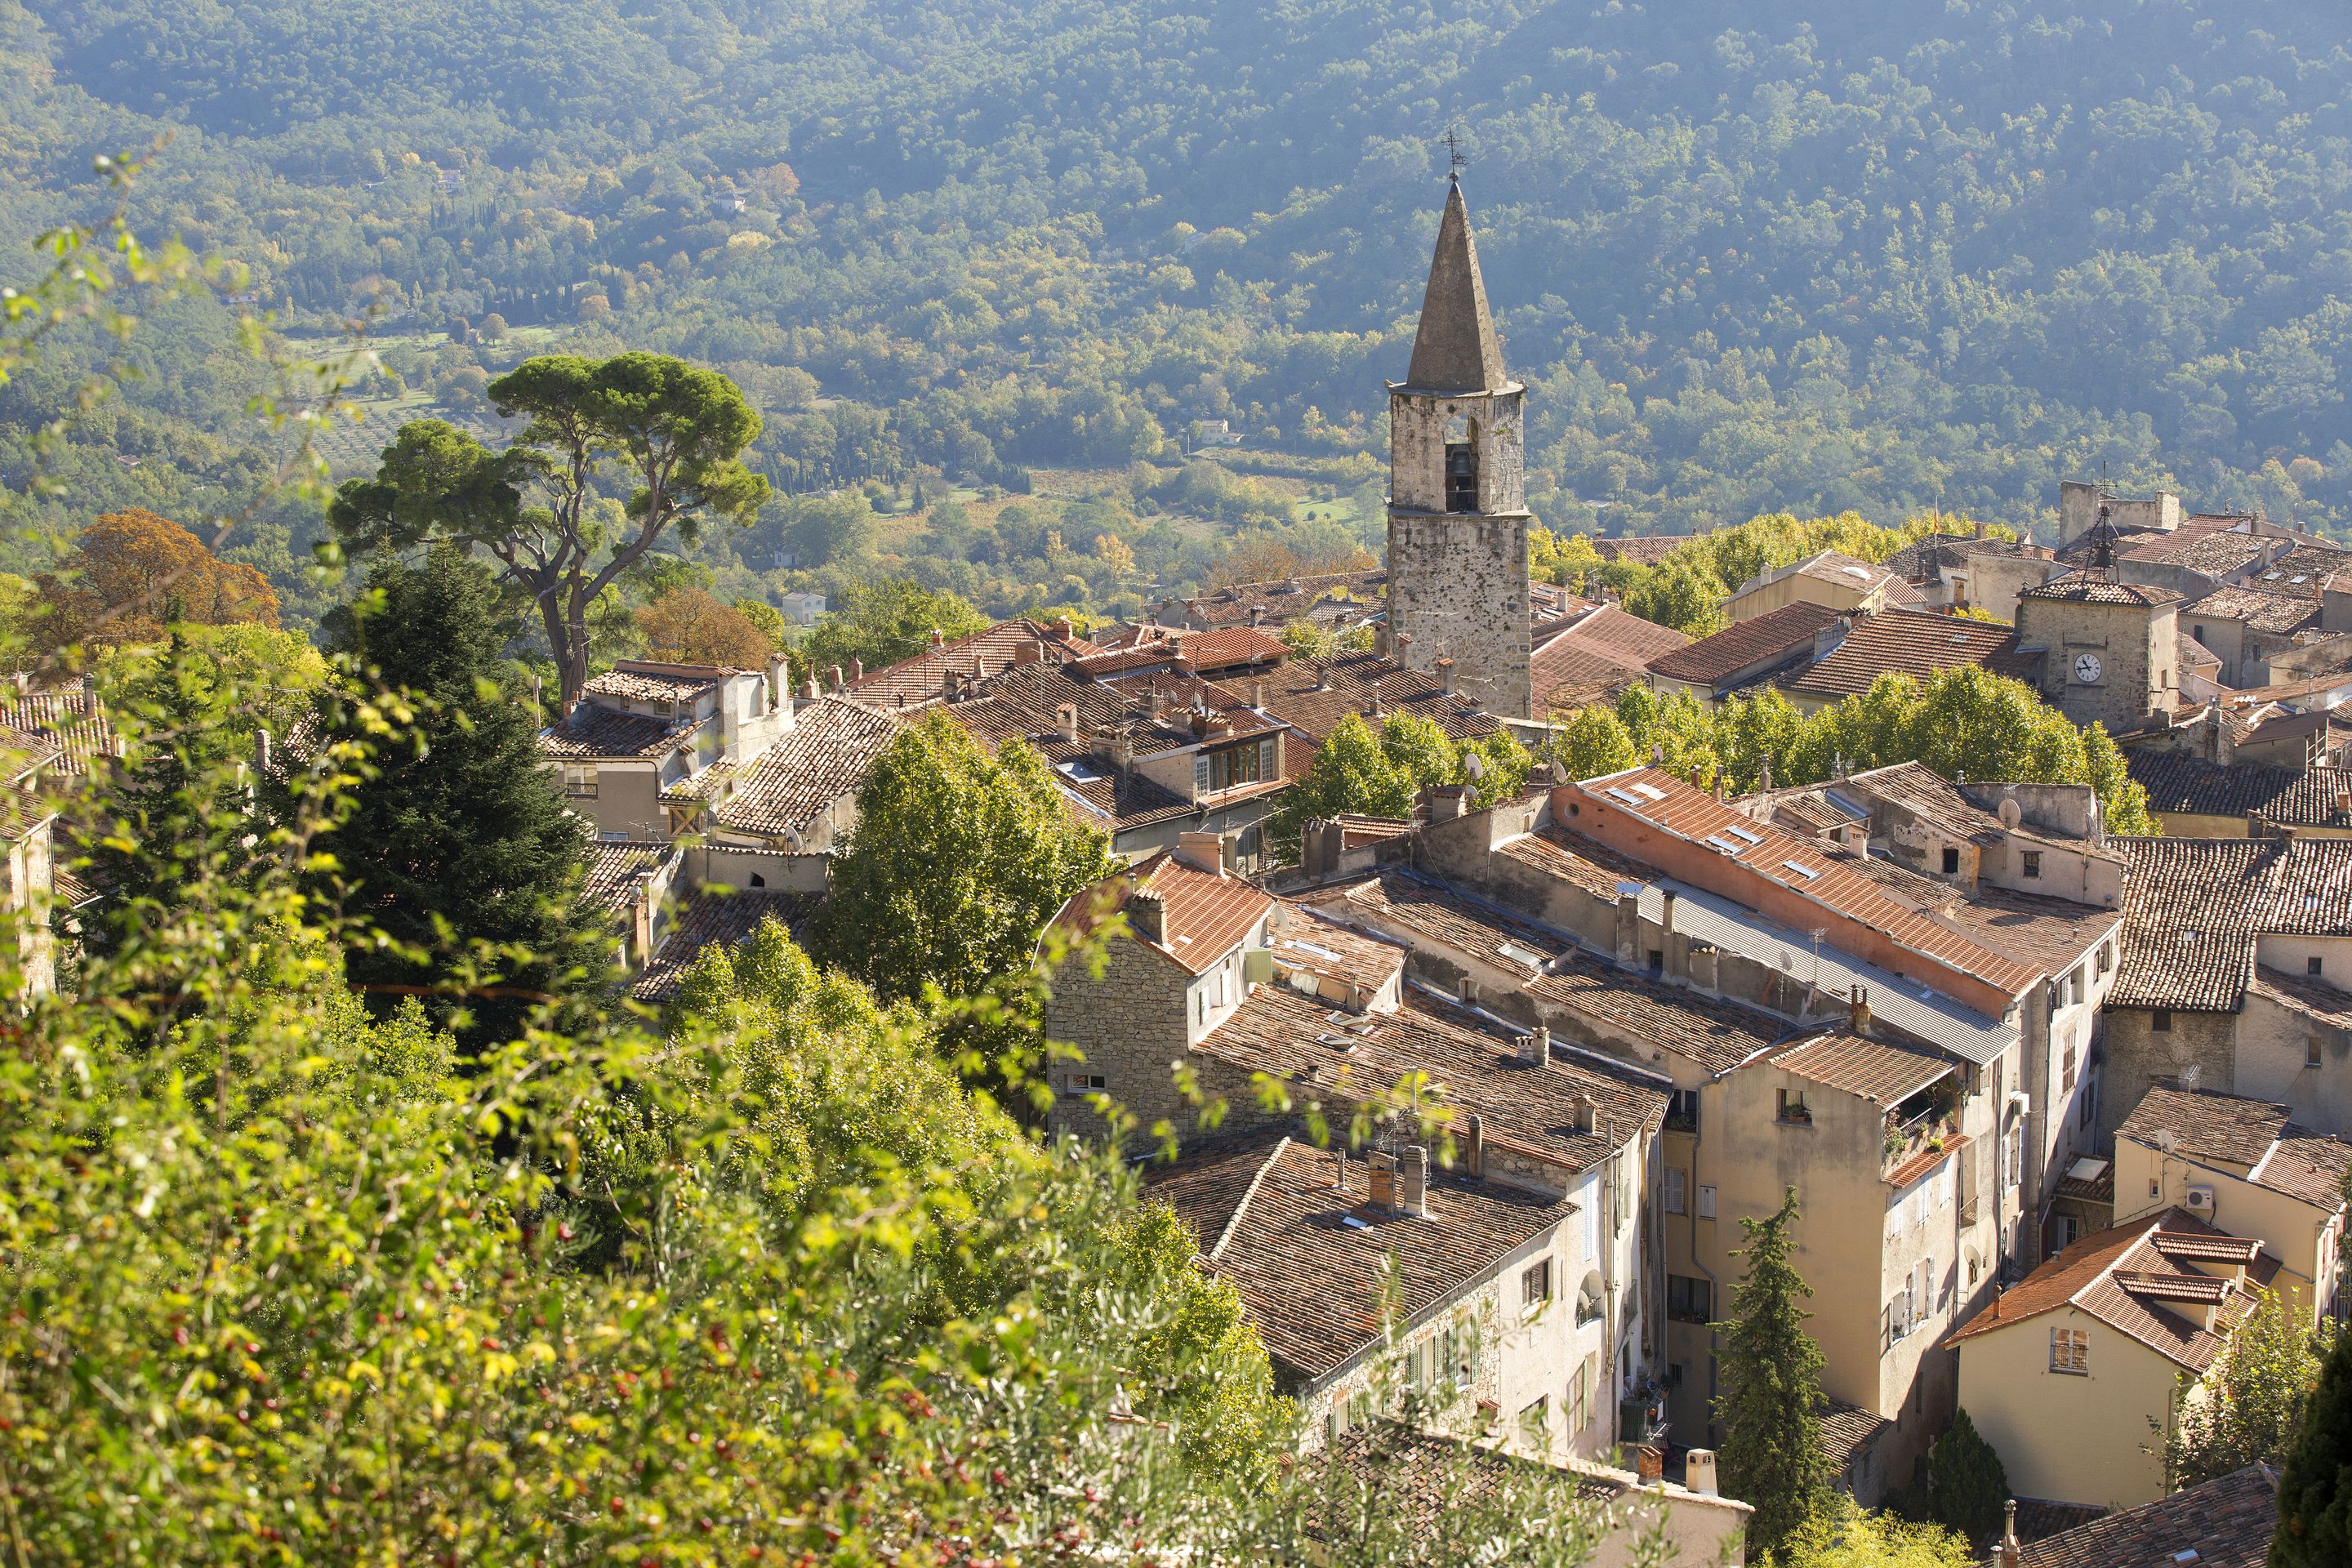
1404, 176, 1512, 394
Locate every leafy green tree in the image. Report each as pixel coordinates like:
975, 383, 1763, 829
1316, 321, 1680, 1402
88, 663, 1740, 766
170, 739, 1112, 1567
1615, 684, 1722, 787
327, 353, 769, 707
314, 546, 607, 1040
1281, 617, 1337, 659
808, 712, 1112, 1004
1925, 1409, 2008, 1542
1713, 687, 1806, 794
1772, 1499, 1974, 1568
2167, 1287, 2333, 1489
1552, 704, 1638, 782
1716, 1187, 1833, 1558
1269, 713, 1414, 847
2083, 721, 2158, 835
1379, 709, 1458, 795
1619, 561, 1727, 638
800, 577, 991, 679
1459, 726, 1534, 807
2274, 1310, 2352, 1566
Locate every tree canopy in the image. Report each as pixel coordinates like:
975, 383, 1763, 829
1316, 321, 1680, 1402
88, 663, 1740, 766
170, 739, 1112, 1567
31, 508, 280, 653
1715, 1187, 1833, 1559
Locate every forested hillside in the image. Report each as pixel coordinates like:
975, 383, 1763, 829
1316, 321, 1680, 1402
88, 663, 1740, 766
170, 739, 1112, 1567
6, 0, 2352, 624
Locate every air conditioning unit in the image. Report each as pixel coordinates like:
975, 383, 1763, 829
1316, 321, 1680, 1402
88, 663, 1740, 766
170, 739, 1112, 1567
2185, 1184, 2217, 1216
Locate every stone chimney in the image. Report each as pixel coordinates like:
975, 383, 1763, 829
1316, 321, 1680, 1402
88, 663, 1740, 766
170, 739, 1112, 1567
1056, 702, 1080, 743
1145, 687, 1164, 721
1251, 679, 1266, 710
1572, 1094, 1598, 1134
253, 726, 272, 779
929, 627, 945, 648
827, 663, 844, 692
1054, 616, 1076, 641
1518, 1026, 1549, 1067
849, 657, 863, 682
1758, 753, 1773, 792
1368, 1151, 1397, 1211
1250, 604, 1264, 627
1174, 831, 1226, 874
1467, 1114, 1485, 1179
800, 677, 822, 701
1997, 1501, 2020, 1568
1437, 657, 1458, 694
1614, 883, 1642, 966
1397, 1145, 1428, 1217
1851, 986, 1873, 1036
1428, 783, 1472, 822
1127, 888, 1167, 946
1526, 760, 1556, 790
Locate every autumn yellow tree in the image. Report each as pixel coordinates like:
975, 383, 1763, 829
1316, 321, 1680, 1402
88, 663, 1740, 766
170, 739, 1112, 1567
635, 586, 777, 668
32, 509, 279, 653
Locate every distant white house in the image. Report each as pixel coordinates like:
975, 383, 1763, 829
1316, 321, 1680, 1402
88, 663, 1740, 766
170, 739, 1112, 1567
777, 590, 827, 625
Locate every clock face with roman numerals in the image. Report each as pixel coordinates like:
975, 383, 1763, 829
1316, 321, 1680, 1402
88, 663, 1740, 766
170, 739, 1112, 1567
2074, 653, 2103, 685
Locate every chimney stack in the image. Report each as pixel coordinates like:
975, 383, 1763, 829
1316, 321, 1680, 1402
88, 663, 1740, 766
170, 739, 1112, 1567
929, 627, 945, 648
1175, 831, 1226, 874
800, 677, 822, 701
254, 727, 272, 780
1573, 1094, 1597, 1135
1518, 1026, 1550, 1067
849, 657, 863, 682
1368, 1151, 1397, 1211
1250, 604, 1264, 627
1684, 1450, 1719, 1496
1251, 679, 1266, 710
1851, 987, 1873, 1036
1468, 1114, 1485, 1179
1056, 702, 1080, 742
1397, 1145, 1428, 1217
1127, 889, 1167, 946
1437, 657, 1458, 694
828, 664, 844, 693
1998, 1501, 2020, 1568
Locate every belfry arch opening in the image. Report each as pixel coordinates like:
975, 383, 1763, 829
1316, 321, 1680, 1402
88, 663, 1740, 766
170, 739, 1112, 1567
1443, 412, 1480, 513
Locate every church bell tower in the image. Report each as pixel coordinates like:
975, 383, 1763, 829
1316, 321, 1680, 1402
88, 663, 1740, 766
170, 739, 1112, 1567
1384, 175, 1533, 719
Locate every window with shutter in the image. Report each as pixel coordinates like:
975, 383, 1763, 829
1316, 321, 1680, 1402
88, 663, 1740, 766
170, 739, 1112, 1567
1664, 1167, 1687, 1214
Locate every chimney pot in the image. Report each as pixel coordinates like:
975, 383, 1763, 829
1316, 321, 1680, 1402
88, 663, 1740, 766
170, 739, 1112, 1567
1398, 1145, 1428, 1216
1251, 679, 1266, 710
1056, 702, 1080, 743
1468, 1115, 1485, 1179
800, 677, 821, 701
1851, 987, 1873, 1036
1519, 1026, 1550, 1067
1437, 657, 1458, 694
929, 627, 944, 648
1998, 1500, 2020, 1568
1573, 1094, 1597, 1134
1368, 1152, 1397, 1212
849, 657, 863, 681
828, 664, 844, 692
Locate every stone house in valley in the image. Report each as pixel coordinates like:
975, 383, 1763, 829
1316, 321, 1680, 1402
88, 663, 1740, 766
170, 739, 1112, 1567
1722, 550, 1926, 624
1945, 1209, 2280, 1510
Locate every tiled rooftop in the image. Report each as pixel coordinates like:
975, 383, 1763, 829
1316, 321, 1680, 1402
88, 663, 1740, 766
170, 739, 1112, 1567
2118, 524, 2273, 577
538, 705, 692, 761
2109, 838, 2278, 1010
1196, 987, 1669, 1175
2018, 575, 2178, 608
1266, 904, 1406, 1000
1056, 852, 1272, 977
630, 887, 818, 1002
582, 840, 670, 920
2125, 751, 2352, 830
1147, 1132, 1573, 1385
1, 686, 115, 775
584, 662, 733, 703
1768, 1030, 1955, 1106
2182, 585, 2318, 635
709, 697, 899, 841
2004, 1463, 2276, 1568
1163, 569, 1386, 630
838, 618, 1099, 710
1646, 600, 1840, 686
1528, 605, 1690, 709
1944, 1208, 2278, 1373
2248, 543, 2352, 598
2118, 1081, 2352, 1209
1252, 652, 1499, 746
1592, 532, 1696, 566
1782, 609, 2035, 701
1314, 866, 1570, 978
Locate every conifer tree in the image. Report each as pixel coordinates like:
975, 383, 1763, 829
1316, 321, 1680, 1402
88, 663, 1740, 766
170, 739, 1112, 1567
2273, 1313, 2352, 1566
1926, 1408, 2008, 1543
315, 546, 605, 1040
1716, 1187, 1832, 1558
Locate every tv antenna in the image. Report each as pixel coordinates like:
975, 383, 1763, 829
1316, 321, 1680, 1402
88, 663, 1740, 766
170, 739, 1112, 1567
1441, 125, 1468, 180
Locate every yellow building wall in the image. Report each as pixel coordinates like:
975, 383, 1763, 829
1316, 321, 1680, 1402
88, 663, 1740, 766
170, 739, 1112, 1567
2112, 1140, 2341, 1322
1956, 1304, 2182, 1509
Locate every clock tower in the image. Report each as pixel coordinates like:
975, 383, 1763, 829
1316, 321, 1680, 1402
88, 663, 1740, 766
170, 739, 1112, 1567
2014, 577, 2180, 732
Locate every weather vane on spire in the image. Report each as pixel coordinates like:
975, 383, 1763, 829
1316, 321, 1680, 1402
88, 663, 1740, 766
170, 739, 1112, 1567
1441, 124, 1468, 182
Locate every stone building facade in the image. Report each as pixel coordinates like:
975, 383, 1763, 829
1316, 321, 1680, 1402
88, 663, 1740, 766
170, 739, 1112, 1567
1384, 177, 1533, 720
2013, 578, 2180, 732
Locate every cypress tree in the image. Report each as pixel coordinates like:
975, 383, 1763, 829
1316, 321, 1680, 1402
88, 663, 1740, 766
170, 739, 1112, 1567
2273, 1320, 2352, 1566
318, 546, 605, 1043
1715, 1187, 1832, 1558
1927, 1407, 2010, 1543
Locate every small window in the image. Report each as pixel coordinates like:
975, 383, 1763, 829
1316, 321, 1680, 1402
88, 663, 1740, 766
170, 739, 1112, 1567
2021, 851, 2042, 880
2153, 1009, 2173, 1033
2310, 956, 2326, 977
1777, 1087, 1812, 1125
1941, 846, 1960, 875
1575, 1274, 1604, 1325
1521, 1258, 1553, 1312
2050, 1327, 2089, 1375
2310, 1034, 2325, 1070
1666, 1089, 1700, 1134
1647, 948, 1664, 972
1667, 1275, 1713, 1323
2062, 1041, 2077, 1092
1664, 1166, 1688, 1214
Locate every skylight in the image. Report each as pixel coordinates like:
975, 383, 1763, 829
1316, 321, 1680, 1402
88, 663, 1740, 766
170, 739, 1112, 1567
1603, 786, 1642, 805
1704, 835, 1744, 853
1726, 826, 1763, 844
1629, 782, 1668, 802
1496, 941, 1548, 969
1781, 860, 1823, 880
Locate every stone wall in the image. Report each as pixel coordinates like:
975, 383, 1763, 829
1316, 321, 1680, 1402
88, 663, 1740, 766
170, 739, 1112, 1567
1043, 934, 1198, 1144
2016, 597, 2175, 731
2097, 1006, 2240, 1143
1387, 387, 1533, 719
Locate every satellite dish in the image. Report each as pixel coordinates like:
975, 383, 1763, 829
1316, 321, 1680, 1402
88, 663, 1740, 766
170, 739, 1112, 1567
2154, 1129, 2179, 1154
1998, 798, 2023, 830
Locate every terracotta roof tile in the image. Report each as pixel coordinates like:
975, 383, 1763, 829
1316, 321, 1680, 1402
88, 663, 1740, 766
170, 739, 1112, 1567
2183, 585, 2318, 635
2120, 526, 2274, 577
2006, 1463, 2277, 1568
1308, 1424, 1624, 1536
838, 619, 1099, 711
538, 706, 692, 761
1254, 653, 1499, 747
1820, 1401, 1893, 1478
1592, 533, 1696, 566
2126, 751, 2352, 830
2109, 838, 2278, 1010
1, 687, 114, 775
1530, 606, 1690, 708
1055, 853, 1273, 977
1944, 1208, 2279, 1373
2248, 543, 2352, 598
630, 887, 818, 1002
585, 662, 732, 703
2019, 576, 2180, 608
583, 840, 670, 920
1313, 866, 1569, 979
1148, 1133, 1574, 1385
710, 697, 899, 840
1266, 904, 1406, 1000
1784, 610, 2035, 701
1647, 600, 1841, 686
1768, 1030, 1956, 1106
